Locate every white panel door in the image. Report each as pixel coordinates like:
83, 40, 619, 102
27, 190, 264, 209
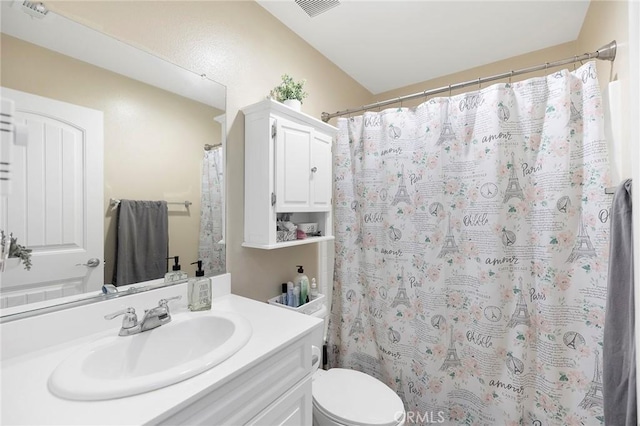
0, 87, 103, 306
275, 118, 312, 212
309, 131, 332, 212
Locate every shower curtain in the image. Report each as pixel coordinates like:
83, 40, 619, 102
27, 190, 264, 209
198, 146, 225, 275
329, 62, 611, 425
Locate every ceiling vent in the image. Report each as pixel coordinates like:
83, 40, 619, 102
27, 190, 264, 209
15, 1, 49, 19
295, 0, 340, 18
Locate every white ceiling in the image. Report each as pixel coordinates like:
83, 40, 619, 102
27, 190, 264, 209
257, 1, 591, 94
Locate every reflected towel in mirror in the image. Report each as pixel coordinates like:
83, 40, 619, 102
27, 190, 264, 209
112, 200, 169, 286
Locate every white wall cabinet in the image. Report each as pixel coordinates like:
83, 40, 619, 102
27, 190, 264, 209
242, 99, 337, 249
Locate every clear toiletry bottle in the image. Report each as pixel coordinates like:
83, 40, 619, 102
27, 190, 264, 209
188, 260, 212, 311
295, 265, 309, 306
165, 256, 188, 283
293, 285, 300, 308
310, 277, 319, 300
287, 281, 295, 307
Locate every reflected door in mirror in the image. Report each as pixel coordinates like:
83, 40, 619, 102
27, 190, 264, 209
0, 88, 104, 308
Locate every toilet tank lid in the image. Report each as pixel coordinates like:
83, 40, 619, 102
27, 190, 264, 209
313, 368, 405, 426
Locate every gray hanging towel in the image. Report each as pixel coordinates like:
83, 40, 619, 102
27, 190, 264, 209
112, 200, 169, 286
603, 179, 635, 426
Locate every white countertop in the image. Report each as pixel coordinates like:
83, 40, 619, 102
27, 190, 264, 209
0, 277, 323, 425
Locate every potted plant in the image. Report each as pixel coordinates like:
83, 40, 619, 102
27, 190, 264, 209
269, 74, 308, 111
1, 230, 32, 271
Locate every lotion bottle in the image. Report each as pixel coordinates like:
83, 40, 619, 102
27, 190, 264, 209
295, 265, 309, 306
188, 260, 211, 311
165, 256, 188, 283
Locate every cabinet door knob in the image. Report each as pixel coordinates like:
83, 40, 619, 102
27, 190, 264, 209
311, 167, 318, 173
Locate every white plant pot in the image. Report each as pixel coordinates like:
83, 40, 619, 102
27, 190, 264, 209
283, 99, 301, 111
1, 257, 21, 272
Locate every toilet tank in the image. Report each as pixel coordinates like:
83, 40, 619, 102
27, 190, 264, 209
309, 305, 328, 365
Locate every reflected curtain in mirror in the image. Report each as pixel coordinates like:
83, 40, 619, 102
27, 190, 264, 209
199, 146, 225, 275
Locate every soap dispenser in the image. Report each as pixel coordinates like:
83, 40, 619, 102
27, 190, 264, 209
188, 260, 212, 311
295, 265, 309, 306
165, 256, 188, 283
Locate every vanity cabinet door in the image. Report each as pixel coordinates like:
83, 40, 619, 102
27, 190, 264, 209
246, 376, 312, 426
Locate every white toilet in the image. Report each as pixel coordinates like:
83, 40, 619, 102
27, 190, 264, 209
310, 306, 406, 426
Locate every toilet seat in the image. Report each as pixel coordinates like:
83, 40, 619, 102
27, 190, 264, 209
312, 368, 405, 426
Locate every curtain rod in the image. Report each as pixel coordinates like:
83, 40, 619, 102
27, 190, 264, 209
321, 40, 617, 122
204, 143, 221, 151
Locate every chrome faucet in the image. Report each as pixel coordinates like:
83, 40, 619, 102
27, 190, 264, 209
104, 296, 182, 336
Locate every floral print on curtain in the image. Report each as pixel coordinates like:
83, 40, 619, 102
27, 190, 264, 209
328, 62, 611, 425
198, 146, 225, 275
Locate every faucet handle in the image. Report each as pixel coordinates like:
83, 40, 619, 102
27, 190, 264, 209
158, 295, 182, 307
104, 307, 138, 329
158, 296, 182, 313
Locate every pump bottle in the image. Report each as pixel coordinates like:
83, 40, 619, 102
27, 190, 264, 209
165, 256, 188, 283
188, 260, 212, 311
295, 265, 310, 306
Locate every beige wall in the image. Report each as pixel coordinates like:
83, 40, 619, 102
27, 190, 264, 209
46, 1, 372, 302
1, 34, 222, 282
373, 42, 576, 107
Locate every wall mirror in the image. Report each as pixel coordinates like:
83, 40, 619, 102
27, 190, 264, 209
0, 1, 226, 318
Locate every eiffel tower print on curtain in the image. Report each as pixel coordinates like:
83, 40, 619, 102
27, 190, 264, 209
390, 267, 411, 308
570, 101, 582, 122
438, 213, 459, 258
440, 327, 462, 371
391, 164, 412, 206
503, 152, 525, 203
349, 300, 365, 336
567, 215, 597, 262
437, 98, 457, 146
507, 278, 531, 327
395, 370, 407, 403
579, 349, 604, 410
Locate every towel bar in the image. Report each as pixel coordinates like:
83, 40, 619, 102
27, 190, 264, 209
109, 198, 192, 208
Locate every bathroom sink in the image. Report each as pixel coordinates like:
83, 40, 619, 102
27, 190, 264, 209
48, 312, 252, 400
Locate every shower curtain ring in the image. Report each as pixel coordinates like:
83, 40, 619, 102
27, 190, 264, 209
448, 84, 452, 97
573, 56, 578, 71
509, 70, 514, 85
477, 77, 481, 89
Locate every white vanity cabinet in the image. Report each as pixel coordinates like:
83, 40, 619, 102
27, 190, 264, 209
242, 99, 337, 249
0, 280, 324, 426
159, 328, 315, 426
